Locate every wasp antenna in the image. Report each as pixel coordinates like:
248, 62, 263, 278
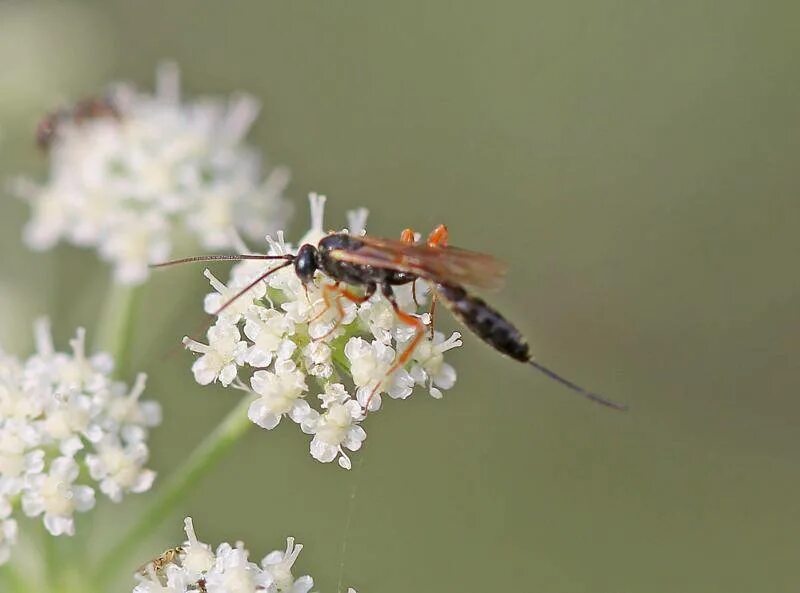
150, 254, 293, 269
212, 260, 294, 317
528, 359, 628, 411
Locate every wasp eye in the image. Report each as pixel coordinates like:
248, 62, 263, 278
294, 244, 318, 283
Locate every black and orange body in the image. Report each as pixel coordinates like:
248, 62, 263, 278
315, 233, 417, 289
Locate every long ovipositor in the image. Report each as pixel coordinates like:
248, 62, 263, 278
435, 283, 626, 410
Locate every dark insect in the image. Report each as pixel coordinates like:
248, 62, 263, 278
36, 96, 119, 150
153, 225, 627, 411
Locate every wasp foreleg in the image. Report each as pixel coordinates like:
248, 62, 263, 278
312, 283, 376, 341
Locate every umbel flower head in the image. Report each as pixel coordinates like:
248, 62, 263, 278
0, 319, 160, 564
13, 62, 292, 284
183, 195, 462, 469
132, 517, 358, 593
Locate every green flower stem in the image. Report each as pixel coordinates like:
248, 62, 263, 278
93, 282, 142, 379
95, 395, 254, 587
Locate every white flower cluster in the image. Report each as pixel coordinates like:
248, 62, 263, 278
184, 195, 462, 469
0, 320, 160, 564
14, 62, 292, 284
133, 517, 358, 593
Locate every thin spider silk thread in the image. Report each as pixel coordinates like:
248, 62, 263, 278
337, 455, 364, 593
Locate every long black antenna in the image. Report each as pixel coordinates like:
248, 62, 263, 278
150, 254, 292, 268
151, 253, 296, 317
528, 359, 627, 411
150, 253, 296, 339
212, 260, 294, 317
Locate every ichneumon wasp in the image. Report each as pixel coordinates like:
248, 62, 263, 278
154, 224, 627, 411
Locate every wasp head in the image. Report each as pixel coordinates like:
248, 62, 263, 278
294, 244, 319, 284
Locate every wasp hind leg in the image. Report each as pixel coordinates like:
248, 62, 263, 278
311, 283, 376, 341
400, 225, 449, 335
362, 284, 426, 412
400, 228, 423, 308
425, 224, 449, 338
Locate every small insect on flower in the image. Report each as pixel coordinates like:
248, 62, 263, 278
35, 95, 119, 150
131, 518, 324, 593
136, 546, 185, 577
154, 223, 627, 411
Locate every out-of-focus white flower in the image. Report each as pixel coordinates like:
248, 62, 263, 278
86, 438, 156, 503
184, 195, 462, 469
21, 456, 95, 536
0, 320, 160, 563
0, 518, 17, 566
13, 63, 292, 285
132, 518, 332, 593
0, 424, 44, 496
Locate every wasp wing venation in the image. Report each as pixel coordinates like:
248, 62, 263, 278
329, 238, 507, 290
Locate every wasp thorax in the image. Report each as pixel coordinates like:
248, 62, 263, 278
294, 244, 319, 283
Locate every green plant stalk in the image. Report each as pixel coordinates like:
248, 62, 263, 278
95, 395, 254, 587
93, 282, 142, 379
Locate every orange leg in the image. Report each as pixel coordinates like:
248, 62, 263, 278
312, 283, 375, 341
425, 224, 449, 337
400, 228, 422, 307
363, 284, 425, 412
308, 283, 336, 324
427, 294, 438, 339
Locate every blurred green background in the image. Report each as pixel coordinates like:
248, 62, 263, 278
1, 1, 799, 591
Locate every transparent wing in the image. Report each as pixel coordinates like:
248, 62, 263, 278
329, 235, 508, 290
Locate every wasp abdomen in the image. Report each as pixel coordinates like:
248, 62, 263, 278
436, 284, 529, 362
